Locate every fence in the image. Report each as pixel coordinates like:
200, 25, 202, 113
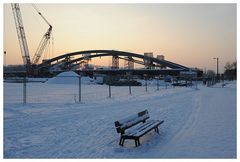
4, 75, 199, 104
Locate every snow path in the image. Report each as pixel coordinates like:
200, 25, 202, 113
4, 82, 236, 158
159, 84, 236, 158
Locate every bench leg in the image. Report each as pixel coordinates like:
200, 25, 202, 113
156, 127, 159, 134
119, 137, 122, 146
122, 138, 125, 146
135, 139, 138, 147
119, 137, 124, 146
135, 138, 140, 147
155, 127, 159, 134
119, 136, 126, 146
137, 139, 140, 146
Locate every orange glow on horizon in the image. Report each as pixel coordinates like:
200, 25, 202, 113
3, 3, 236, 73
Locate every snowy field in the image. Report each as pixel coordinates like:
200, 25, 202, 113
3, 78, 236, 158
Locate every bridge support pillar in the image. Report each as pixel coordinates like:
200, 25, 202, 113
124, 57, 134, 69
112, 56, 119, 69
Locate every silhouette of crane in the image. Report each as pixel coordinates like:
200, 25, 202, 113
11, 3, 53, 74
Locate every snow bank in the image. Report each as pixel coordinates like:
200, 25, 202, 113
46, 71, 94, 85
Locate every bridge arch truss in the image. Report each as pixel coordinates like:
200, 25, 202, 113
37, 50, 190, 72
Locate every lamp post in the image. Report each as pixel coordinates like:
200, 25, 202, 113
4, 51, 6, 66
213, 57, 219, 82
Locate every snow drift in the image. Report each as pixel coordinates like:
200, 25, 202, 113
46, 71, 94, 85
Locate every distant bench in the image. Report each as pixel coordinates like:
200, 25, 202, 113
114, 110, 164, 147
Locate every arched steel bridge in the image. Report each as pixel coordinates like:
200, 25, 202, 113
37, 50, 190, 71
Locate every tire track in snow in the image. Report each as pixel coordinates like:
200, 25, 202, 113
158, 90, 201, 157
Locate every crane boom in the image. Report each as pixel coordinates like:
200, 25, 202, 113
32, 26, 52, 64
11, 3, 31, 71
32, 4, 52, 64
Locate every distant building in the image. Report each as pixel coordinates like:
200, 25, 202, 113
156, 55, 166, 69
144, 52, 153, 57
157, 55, 164, 60
144, 53, 153, 69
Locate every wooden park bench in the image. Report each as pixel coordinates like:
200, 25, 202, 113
114, 110, 164, 147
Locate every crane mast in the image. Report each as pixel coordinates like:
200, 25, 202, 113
11, 3, 31, 72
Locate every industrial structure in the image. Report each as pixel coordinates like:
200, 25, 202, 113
7, 4, 201, 79
124, 56, 134, 69
11, 3, 53, 75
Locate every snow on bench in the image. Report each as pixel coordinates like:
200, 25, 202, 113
114, 110, 164, 147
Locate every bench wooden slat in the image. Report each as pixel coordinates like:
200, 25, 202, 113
125, 120, 163, 137
121, 114, 149, 129
124, 120, 157, 136
134, 120, 163, 137
114, 110, 149, 134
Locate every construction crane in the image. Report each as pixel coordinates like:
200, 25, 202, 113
11, 3, 31, 72
31, 4, 53, 65
11, 3, 53, 75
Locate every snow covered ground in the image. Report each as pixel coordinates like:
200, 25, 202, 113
3, 79, 236, 158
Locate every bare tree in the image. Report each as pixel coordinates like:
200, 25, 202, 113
224, 61, 236, 80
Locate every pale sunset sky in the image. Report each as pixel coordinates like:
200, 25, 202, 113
3, 3, 236, 73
